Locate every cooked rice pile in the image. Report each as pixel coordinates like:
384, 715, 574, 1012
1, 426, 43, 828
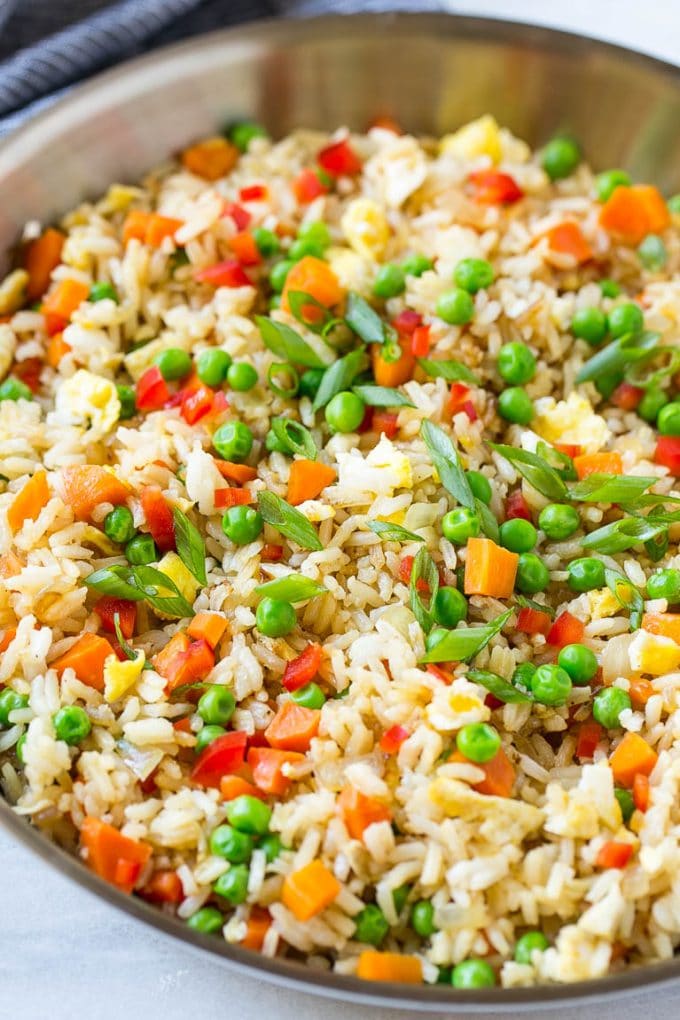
2, 115, 680, 989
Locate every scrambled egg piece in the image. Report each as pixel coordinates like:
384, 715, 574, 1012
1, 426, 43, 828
440, 115, 502, 163
427, 676, 490, 732
326, 246, 374, 294
544, 762, 621, 838
157, 551, 201, 604
364, 135, 427, 208
430, 777, 544, 839
588, 587, 621, 620
55, 369, 120, 435
533, 392, 610, 455
0, 323, 17, 379
0, 269, 28, 315
104, 650, 145, 703
336, 436, 412, 496
341, 198, 390, 260
629, 629, 680, 676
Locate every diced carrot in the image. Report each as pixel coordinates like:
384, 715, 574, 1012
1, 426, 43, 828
122, 210, 151, 245
80, 816, 152, 893
356, 951, 423, 984
241, 907, 271, 951
213, 459, 258, 484
464, 537, 519, 599
220, 773, 267, 801
181, 137, 239, 181
576, 720, 603, 760
547, 611, 585, 648
261, 543, 284, 561
60, 465, 129, 521
24, 227, 65, 301
371, 335, 415, 388
145, 215, 184, 249
247, 746, 305, 795
214, 487, 254, 509
46, 332, 71, 368
292, 168, 329, 204
94, 596, 137, 638
599, 184, 670, 245
426, 663, 455, 684
554, 442, 582, 458
153, 632, 191, 678
41, 278, 89, 328
379, 725, 409, 754
573, 452, 623, 479
282, 643, 323, 692
140, 486, 175, 552
468, 169, 523, 205
142, 869, 183, 904
633, 772, 650, 813
642, 612, 680, 643
516, 606, 551, 636
368, 114, 402, 134
264, 701, 320, 753
0, 628, 17, 654
595, 841, 634, 870
187, 612, 228, 650
287, 459, 337, 505
163, 639, 214, 694
281, 859, 341, 921
7, 470, 49, 532
229, 231, 261, 266
51, 633, 115, 691
450, 747, 515, 797
609, 731, 658, 787
337, 784, 392, 840
173, 717, 192, 733
281, 256, 344, 314
542, 221, 592, 263
629, 677, 655, 709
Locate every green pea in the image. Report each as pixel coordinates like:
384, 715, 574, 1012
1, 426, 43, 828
125, 533, 157, 565
410, 900, 437, 937
498, 387, 533, 425
466, 471, 492, 504
442, 507, 480, 544
227, 362, 258, 392
289, 237, 324, 261
557, 644, 598, 685
298, 220, 331, 250
567, 557, 605, 592
259, 833, 282, 862
571, 307, 608, 346
497, 342, 536, 385
256, 597, 296, 637
291, 683, 325, 709
52, 705, 91, 745
435, 288, 475, 325
499, 518, 537, 554
89, 281, 118, 303
454, 257, 494, 294
607, 302, 644, 339
530, 664, 572, 707
539, 503, 580, 541
154, 348, 192, 381
593, 686, 631, 728
638, 388, 668, 423
117, 384, 136, 420
198, 686, 236, 726
0, 690, 29, 728
514, 930, 549, 964
187, 906, 224, 934
226, 794, 272, 835
657, 402, 680, 437
196, 348, 232, 387
221, 505, 263, 546
195, 724, 226, 753
541, 136, 581, 181
432, 586, 468, 628
15, 732, 27, 765
594, 169, 630, 203
0, 377, 32, 402
213, 421, 253, 461
638, 234, 667, 271
227, 120, 267, 152
103, 505, 136, 544
599, 279, 622, 299
373, 264, 406, 299
456, 722, 501, 764
325, 391, 365, 433
512, 662, 537, 691
298, 368, 325, 400
392, 884, 410, 914
209, 824, 254, 864
252, 227, 280, 258
451, 958, 496, 989
436, 967, 453, 984
402, 253, 433, 277
516, 552, 550, 594
213, 864, 249, 904
615, 787, 635, 824
647, 568, 680, 602
269, 259, 294, 292
354, 904, 389, 946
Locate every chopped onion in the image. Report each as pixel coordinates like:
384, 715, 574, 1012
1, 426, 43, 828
116, 738, 163, 781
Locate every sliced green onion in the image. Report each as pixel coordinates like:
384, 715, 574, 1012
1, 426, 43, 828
267, 362, 299, 399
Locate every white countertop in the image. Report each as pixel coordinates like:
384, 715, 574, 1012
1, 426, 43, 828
3, 3, 680, 1019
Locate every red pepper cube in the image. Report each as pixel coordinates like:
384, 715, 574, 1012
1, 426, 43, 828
655, 436, 680, 475
292, 168, 329, 204
194, 260, 251, 288
317, 138, 362, 177
190, 731, 248, 788
136, 365, 170, 412
468, 170, 524, 205
282, 643, 323, 692
505, 489, 532, 522
547, 611, 585, 648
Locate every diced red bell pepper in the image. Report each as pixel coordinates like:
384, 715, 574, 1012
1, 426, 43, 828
372, 410, 399, 439
239, 184, 268, 202
468, 170, 524, 205
261, 543, 284, 561
181, 384, 215, 425
356, 405, 374, 433
655, 436, 680, 475
547, 611, 584, 648
576, 719, 603, 760
282, 643, 323, 692
411, 325, 431, 357
392, 309, 422, 336
191, 731, 248, 788
222, 201, 251, 231
94, 597, 137, 639
399, 555, 430, 592
611, 383, 644, 411
194, 260, 251, 288
448, 382, 471, 416
229, 231, 262, 267
136, 365, 171, 412
292, 168, 329, 204
214, 487, 253, 509
44, 312, 68, 337
595, 841, 634, 869
317, 138, 362, 177
14, 356, 43, 392
140, 486, 176, 552
516, 606, 551, 636
379, 725, 409, 754
505, 489, 532, 522
426, 664, 455, 684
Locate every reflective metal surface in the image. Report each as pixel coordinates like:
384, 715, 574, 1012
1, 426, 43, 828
1, 13, 680, 1009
